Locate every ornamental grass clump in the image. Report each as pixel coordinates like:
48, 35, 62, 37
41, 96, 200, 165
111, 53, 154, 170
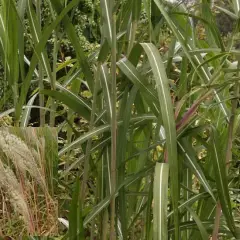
0, 161, 34, 233
0, 128, 58, 237
0, 129, 47, 192
0, 0, 240, 239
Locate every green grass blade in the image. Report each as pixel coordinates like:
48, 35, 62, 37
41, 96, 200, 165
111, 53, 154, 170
143, 0, 153, 42
15, 0, 80, 123
153, 163, 169, 240
100, 0, 113, 44
58, 114, 156, 156
83, 164, 154, 227
50, 0, 93, 91
41, 89, 91, 121
215, 6, 238, 20
232, 0, 240, 15
100, 64, 112, 121
27, 0, 53, 85
117, 85, 138, 238
178, 139, 216, 202
20, 93, 38, 127
3, 0, 20, 124
153, 0, 230, 121
69, 177, 84, 239
140, 42, 179, 239
185, 206, 209, 240
210, 128, 236, 236
167, 191, 216, 218
117, 58, 159, 103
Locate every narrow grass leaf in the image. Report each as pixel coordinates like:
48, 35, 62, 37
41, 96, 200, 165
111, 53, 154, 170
185, 206, 209, 240
100, 0, 113, 44
41, 89, 91, 121
20, 93, 38, 127
100, 64, 112, 121
50, 0, 93, 91
140, 42, 179, 239
69, 177, 84, 239
210, 128, 236, 235
153, 0, 229, 120
27, 0, 53, 85
215, 6, 238, 20
178, 139, 216, 202
232, 0, 240, 15
16, 0, 80, 122
153, 163, 169, 240
58, 114, 156, 156
117, 58, 158, 103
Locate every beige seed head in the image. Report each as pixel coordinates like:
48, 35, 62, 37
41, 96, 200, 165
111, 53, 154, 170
0, 162, 31, 228
0, 129, 47, 192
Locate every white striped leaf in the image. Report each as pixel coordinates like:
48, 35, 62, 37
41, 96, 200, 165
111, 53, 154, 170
140, 42, 179, 239
232, 0, 240, 15
100, 64, 112, 121
20, 93, 38, 127
153, 163, 169, 240
117, 57, 159, 104
100, 0, 113, 44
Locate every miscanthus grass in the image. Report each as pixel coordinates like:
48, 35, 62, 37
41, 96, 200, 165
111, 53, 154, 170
0, 129, 47, 192
0, 128, 58, 238
0, 0, 240, 239
0, 161, 34, 233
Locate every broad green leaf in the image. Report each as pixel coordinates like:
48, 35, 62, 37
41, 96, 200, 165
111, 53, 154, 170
98, 39, 110, 63
41, 89, 91, 121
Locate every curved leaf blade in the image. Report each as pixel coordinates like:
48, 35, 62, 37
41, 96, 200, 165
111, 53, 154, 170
41, 89, 91, 121
140, 42, 179, 239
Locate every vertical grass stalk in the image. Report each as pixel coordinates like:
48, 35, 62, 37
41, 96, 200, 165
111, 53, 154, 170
110, 5, 117, 240
36, 0, 45, 126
